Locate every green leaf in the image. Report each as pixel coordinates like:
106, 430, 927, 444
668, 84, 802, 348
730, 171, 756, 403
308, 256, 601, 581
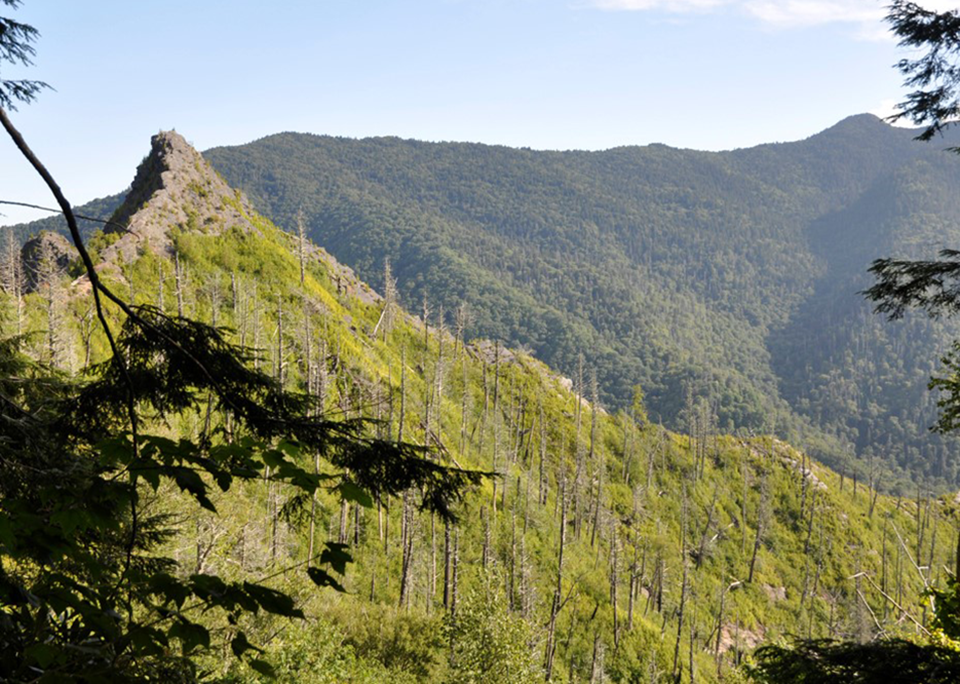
307, 566, 347, 593
277, 439, 301, 458
320, 542, 352, 575
243, 582, 303, 618
337, 481, 373, 508
171, 467, 216, 512
148, 573, 191, 609
262, 449, 287, 469
231, 630, 262, 658
51, 510, 86, 536
249, 658, 277, 678
169, 617, 210, 654
0, 514, 15, 550
128, 625, 169, 654
189, 573, 227, 601
97, 436, 134, 467
25, 642, 59, 669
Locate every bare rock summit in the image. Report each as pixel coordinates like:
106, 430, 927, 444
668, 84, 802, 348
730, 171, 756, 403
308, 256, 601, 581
102, 131, 256, 263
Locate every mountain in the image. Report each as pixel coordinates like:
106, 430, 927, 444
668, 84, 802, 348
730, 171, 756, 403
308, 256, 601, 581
2, 130, 953, 682
199, 114, 960, 488
9, 115, 960, 489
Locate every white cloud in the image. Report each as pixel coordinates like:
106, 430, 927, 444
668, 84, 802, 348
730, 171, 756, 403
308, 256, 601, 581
592, 0, 730, 10
869, 98, 914, 126
743, 1, 882, 28
590, 0, 960, 34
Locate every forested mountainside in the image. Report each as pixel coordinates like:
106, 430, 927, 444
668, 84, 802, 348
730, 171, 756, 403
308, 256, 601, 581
3, 131, 956, 682
198, 115, 960, 488
17, 114, 960, 487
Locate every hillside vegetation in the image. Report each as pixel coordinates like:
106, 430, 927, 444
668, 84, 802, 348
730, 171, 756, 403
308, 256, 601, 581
17, 115, 960, 487
3, 131, 955, 682
199, 115, 960, 489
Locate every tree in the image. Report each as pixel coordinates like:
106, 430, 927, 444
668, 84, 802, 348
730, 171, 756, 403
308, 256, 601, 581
0, 3, 483, 679
0, 0, 47, 110
442, 574, 539, 684
886, 1, 960, 141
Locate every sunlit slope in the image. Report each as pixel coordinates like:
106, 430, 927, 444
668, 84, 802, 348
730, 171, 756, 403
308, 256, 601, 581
7, 130, 950, 682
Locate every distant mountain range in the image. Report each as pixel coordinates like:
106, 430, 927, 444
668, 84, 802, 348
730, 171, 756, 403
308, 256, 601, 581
13, 114, 960, 488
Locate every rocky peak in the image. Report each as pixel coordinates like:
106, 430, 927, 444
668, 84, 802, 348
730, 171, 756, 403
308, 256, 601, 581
102, 131, 255, 263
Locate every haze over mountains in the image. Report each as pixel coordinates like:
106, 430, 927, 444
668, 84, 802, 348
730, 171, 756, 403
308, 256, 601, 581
15, 113, 960, 488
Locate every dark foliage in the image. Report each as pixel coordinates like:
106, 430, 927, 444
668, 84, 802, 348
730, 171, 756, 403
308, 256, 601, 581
887, 1, 960, 141
61, 306, 485, 520
0, 306, 483, 681
750, 639, 960, 683
865, 249, 960, 320
0, 0, 48, 110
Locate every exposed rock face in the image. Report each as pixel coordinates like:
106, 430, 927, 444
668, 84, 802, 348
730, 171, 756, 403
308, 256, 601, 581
102, 130, 257, 263
20, 231, 74, 293
84, 131, 383, 309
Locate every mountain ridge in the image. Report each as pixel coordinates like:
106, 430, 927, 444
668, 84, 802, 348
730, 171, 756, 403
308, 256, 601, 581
8, 113, 960, 487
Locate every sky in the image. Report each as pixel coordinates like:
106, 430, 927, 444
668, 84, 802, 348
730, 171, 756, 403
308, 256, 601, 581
0, 0, 953, 226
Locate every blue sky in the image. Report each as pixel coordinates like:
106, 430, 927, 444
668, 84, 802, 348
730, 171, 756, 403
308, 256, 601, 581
0, 0, 948, 226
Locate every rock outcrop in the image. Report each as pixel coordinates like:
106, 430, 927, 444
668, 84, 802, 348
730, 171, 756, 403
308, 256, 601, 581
102, 130, 257, 263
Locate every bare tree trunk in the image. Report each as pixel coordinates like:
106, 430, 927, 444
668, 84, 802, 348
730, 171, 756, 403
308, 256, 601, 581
460, 352, 469, 459
1, 227, 23, 336
399, 495, 415, 609
297, 206, 306, 286
452, 526, 460, 616
589, 632, 603, 684
509, 510, 517, 609
539, 398, 548, 506
741, 458, 749, 554
37, 238, 68, 369
673, 494, 689, 681
157, 259, 165, 313
482, 506, 491, 570
748, 475, 769, 584
591, 464, 603, 548
443, 518, 452, 609
337, 503, 349, 548
696, 486, 719, 570
492, 341, 501, 512
398, 349, 407, 443
275, 296, 285, 387
430, 514, 437, 609
174, 249, 185, 317
611, 522, 621, 650
545, 478, 567, 681
628, 533, 639, 631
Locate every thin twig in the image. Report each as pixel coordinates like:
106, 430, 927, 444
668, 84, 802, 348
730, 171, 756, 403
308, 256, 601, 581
848, 571, 931, 636
0, 106, 144, 604
855, 587, 884, 636
0, 199, 138, 236
890, 523, 929, 589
